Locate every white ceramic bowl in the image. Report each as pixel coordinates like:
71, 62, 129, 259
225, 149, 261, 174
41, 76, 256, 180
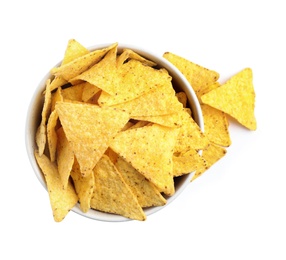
25, 43, 204, 222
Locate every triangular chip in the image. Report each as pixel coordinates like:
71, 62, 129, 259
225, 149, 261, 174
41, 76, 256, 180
47, 110, 59, 162
112, 80, 183, 117
61, 39, 89, 65
34, 152, 78, 222
61, 83, 85, 102
51, 43, 117, 81
110, 124, 179, 195
201, 68, 257, 130
49, 39, 89, 92
91, 155, 146, 221
192, 143, 227, 181
70, 158, 94, 213
56, 127, 74, 189
115, 156, 166, 207
55, 102, 129, 176
201, 104, 231, 147
36, 79, 52, 156
117, 48, 157, 67
70, 44, 118, 90
98, 60, 172, 106
174, 108, 209, 153
163, 52, 219, 95
173, 148, 207, 177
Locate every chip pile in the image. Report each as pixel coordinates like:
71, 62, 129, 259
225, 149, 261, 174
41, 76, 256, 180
34, 39, 256, 222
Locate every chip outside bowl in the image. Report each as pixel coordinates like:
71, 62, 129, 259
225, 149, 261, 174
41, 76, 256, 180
25, 43, 204, 222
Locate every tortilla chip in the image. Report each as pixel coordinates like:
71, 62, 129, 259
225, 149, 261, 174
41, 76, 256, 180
201, 68, 256, 130
98, 60, 172, 106
56, 127, 74, 189
115, 157, 166, 207
201, 104, 231, 147
47, 110, 59, 162
70, 158, 94, 213
192, 143, 227, 181
163, 52, 219, 95
112, 80, 183, 117
174, 108, 209, 153
110, 124, 179, 195
55, 101, 130, 176
91, 155, 146, 221
173, 149, 206, 177
36, 79, 52, 156
81, 82, 101, 102
61, 83, 85, 102
34, 151, 78, 222
117, 48, 157, 67
51, 43, 117, 81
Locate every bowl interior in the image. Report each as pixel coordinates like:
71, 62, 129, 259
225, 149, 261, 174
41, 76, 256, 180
25, 43, 204, 222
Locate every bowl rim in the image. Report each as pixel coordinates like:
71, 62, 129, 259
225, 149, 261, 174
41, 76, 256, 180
25, 42, 204, 222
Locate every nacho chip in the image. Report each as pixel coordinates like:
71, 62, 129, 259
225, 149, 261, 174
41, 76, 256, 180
192, 143, 227, 181
47, 110, 59, 162
174, 108, 209, 153
56, 127, 74, 189
34, 151, 78, 222
112, 80, 183, 117
115, 157, 166, 207
36, 79, 52, 156
163, 52, 219, 95
173, 149, 206, 177
81, 82, 101, 102
201, 104, 231, 147
49, 39, 89, 92
91, 155, 146, 221
70, 158, 94, 213
176, 92, 188, 107
61, 83, 85, 102
61, 39, 89, 65
51, 43, 117, 81
55, 101, 130, 176
117, 48, 157, 67
51, 86, 63, 112
110, 124, 179, 195
98, 60, 172, 106
201, 68, 257, 130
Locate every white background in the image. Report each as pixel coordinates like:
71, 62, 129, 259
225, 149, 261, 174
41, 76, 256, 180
1, 0, 285, 259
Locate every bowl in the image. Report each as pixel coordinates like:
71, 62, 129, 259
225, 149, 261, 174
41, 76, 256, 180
25, 43, 204, 222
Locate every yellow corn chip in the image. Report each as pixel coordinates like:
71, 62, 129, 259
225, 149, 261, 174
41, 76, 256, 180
51, 43, 117, 81
117, 48, 157, 67
70, 158, 94, 213
173, 149, 207, 177
110, 124, 179, 196
36, 79, 52, 156
192, 143, 227, 181
61, 83, 85, 102
34, 151, 78, 222
201, 104, 231, 147
115, 157, 166, 207
61, 39, 89, 65
91, 155, 146, 221
163, 52, 219, 95
47, 110, 59, 162
98, 60, 172, 106
55, 101, 130, 176
176, 92, 188, 107
49, 39, 89, 92
112, 80, 183, 117
201, 68, 257, 130
56, 127, 74, 189
174, 108, 209, 153
81, 82, 101, 102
